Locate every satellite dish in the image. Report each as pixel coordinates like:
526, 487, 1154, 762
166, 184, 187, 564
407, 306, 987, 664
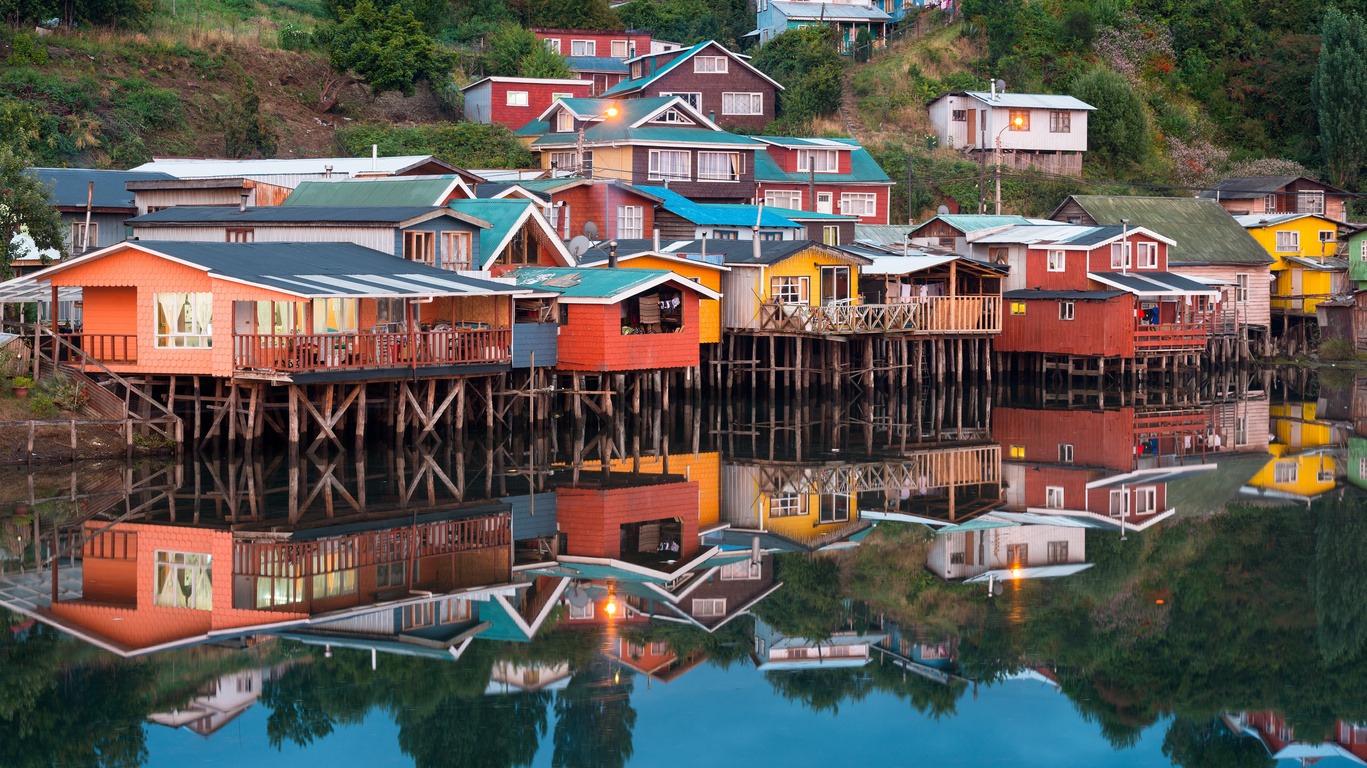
937, 204, 950, 215
568, 235, 593, 258
995, 78, 1006, 93
566, 585, 592, 609
583, 220, 600, 240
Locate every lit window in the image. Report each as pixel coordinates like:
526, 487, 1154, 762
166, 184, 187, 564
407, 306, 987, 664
155, 293, 213, 348
1009, 109, 1030, 130
1010, 301, 1026, 315
154, 551, 213, 609
1009, 444, 1025, 458
506, 91, 529, 107
1047, 249, 1065, 272
556, 111, 574, 132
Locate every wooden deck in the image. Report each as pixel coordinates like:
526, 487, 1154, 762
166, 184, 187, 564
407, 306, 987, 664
750, 444, 1002, 496
232, 329, 511, 373
757, 296, 1001, 336
1133, 320, 1211, 352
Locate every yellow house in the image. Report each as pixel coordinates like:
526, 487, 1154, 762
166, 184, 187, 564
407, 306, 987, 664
581, 248, 728, 344
720, 461, 863, 548
1245, 402, 1340, 502
714, 240, 871, 331
1236, 213, 1350, 315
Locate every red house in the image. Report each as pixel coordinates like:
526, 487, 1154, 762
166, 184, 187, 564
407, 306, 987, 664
601, 40, 785, 131
754, 137, 895, 225
475, 177, 664, 242
506, 266, 719, 372
984, 224, 1220, 359
460, 77, 593, 129
532, 28, 655, 60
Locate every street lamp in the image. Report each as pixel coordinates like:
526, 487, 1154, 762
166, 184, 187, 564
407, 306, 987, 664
994, 112, 1025, 215
576, 105, 619, 179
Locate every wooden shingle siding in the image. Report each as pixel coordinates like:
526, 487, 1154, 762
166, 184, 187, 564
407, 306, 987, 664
512, 322, 559, 368
557, 298, 702, 371
556, 481, 700, 560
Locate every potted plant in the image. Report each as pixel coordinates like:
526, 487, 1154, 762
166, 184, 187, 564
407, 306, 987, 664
11, 377, 33, 399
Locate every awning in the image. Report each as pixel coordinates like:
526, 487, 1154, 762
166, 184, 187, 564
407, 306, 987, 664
860, 253, 959, 276
1088, 271, 1220, 298
0, 276, 81, 303
742, 29, 762, 37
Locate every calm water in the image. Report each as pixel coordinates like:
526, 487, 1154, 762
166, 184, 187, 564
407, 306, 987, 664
2, 372, 1365, 768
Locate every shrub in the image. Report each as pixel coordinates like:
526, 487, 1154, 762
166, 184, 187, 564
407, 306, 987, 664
1319, 338, 1357, 361
36, 374, 90, 411
28, 395, 56, 418
11, 376, 33, 388
7, 34, 48, 67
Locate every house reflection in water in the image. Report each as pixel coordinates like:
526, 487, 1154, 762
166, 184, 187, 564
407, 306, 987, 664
927, 519, 1091, 583
486, 660, 573, 695
1243, 400, 1343, 505
753, 616, 887, 672
1224, 711, 1367, 765
147, 665, 287, 736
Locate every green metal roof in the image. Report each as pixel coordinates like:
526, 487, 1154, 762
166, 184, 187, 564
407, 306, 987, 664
557, 96, 674, 125
447, 198, 533, 267
283, 177, 460, 207
600, 42, 711, 96
753, 139, 892, 184
913, 214, 1036, 235
516, 120, 549, 137
1057, 196, 1273, 266
507, 266, 682, 299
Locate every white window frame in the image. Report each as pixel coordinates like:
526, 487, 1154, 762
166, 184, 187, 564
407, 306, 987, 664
1045, 486, 1065, 509
1059, 301, 1075, 321
823, 226, 841, 246
154, 551, 213, 609
693, 598, 727, 616
506, 90, 529, 107
769, 493, 804, 517
1058, 443, 1074, 463
155, 292, 213, 348
568, 601, 594, 619
549, 151, 578, 170
765, 190, 802, 209
1109, 489, 1130, 517
694, 55, 728, 73
69, 221, 98, 250
1319, 229, 1336, 243
1274, 461, 1298, 484
1236, 273, 1249, 303
797, 148, 839, 173
661, 92, 701, 109
1296, 190, 1325, 215
1276, 230, 1300, 253
770, 276, 809, 304
570, 39, 595, 57
556, 111, 574, 132
1049, 110, 1071, 133
1047, 249, 1065, 272
839, 192, 877, 217
1135, 486, 1157, 515
1136, 241, 1158, 268
697, 151, 742, 182
720, 560, 762, 580
617, 205, 643, 238
1110, 242, 1132, 269
648, 149, 691, 181
544, 38, 561, 54
610, 39, 628, 58
722, 91, 763, 115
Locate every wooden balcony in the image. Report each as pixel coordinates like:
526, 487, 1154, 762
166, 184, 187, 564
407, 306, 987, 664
232, 328, 511, 374
758, 296, 1001, 337
59, 333, 136, 364
756, 444, 1001, 495
1133, 318, 1211, 352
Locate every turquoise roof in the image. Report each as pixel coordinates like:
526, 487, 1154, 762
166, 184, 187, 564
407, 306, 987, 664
638, 185, 800, 227
753, 138, 892, 184
506, 266, 675, 299
283, 177, 459, 207
447, 198, 532, 267
515, 120, 549, 137
476, 599, 532, 643
913, 214, 1037, 235
600, 42, 711, 96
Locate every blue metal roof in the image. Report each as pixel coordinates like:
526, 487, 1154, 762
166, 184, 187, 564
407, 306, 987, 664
639, 185, 801, 227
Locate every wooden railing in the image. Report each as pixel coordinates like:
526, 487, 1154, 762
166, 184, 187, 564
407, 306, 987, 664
757, 444, 1001, 495
758, 296, 1001, 336
1133, 320, 1210, 351
233, 328, 512, 373
59, 334, 137, 364
232, 513, 511, 578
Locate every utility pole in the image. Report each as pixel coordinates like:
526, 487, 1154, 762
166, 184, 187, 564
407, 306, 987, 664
905, 154, 913, 224
994, 132, 1002, 216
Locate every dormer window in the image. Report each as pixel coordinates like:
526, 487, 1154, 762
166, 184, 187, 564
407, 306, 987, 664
556, 111, 574, 132
796, 148, 838, 173
652, 108, 694, 125
631, 62, 642, 79
694, 55, 727, 73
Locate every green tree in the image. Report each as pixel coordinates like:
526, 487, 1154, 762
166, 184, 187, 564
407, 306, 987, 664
325, 0, 445, 32
1071, 67, 1149, 171
318, 0, 455, 111
335, 121, 536, 168
0, 148, 66, 279
520, 38, 572, 79
1313, 6, 1367, 188
552, 658, 636, 768
526, 0, 620, 30
222, 79, 278, 159
1161, 718, 1275, 768
1312, 493, 1367, 664
485, 23, 571, 79
750, 554, 845, 642
751, 26, 844, 127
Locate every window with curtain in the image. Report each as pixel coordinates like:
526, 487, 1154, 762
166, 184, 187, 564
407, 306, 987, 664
697, 151, 741, 181
1276, 230, 1299, 252
571, 40, 595, 56
770, 276, 808, 304
254, 301, 305, 335
839, 193, 876, 216
441, 231, 472, 270
797, 149, 838, 172
648, 149, 691, 181
404, 230, 435, 265
556, 111, 574, 132
154, 551, 213, 609
155, 292, 213, 348
1136, 242, 1158, 268
550, 151, 577, 169
722, 92, 763, 115
693, 55, 728, 73
69, 221, 98, 250
312, 298, 358, 334
506, 91, 529, 107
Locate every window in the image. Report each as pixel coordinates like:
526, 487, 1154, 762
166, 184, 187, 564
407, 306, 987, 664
819, 494, 850, 523
713, 230, 738, 240
376, 562, 407, 588
722, 92, 763, 115
759, 231, 784, 241
154, 551, 213, 609
840, 193, 877, 217
1058, 443, 1074, 463
720, 560, 762, 580
1110, 242, 1132, 269
693, 598, 727, 616
1010, 301, 1026, 315
1109, 489, 1129, 517
568, 601, 594, 620
1047, 541, 1069, 564
1009, 444, 1025, 458
797, 149, 839, 173
1047, 249, 1065, 272
403, 603, 436, 629
1235, 415, 1248, 446
545, 38, 561, 54
648, 149, 691, 181
631, 61, 643, 78
1274, 461, 1298, 484
1009, 109, 1030, 130
1296, 190, 1325, 215
549, 150, 578, 170
1276, 230, 1300, 252
1059, 301, 1075, 321
1360, 240, 1367, 262
506, 90, 529, 107
443, 599, 473, 623
611, 39, 628, 58
312, 298, 358, 333
770, 494, 804, 517
1049, 110, 1071, 133
1264, 193, 1279, 212
770, 276, 809, 304
765, 190, 802, 209
659, 92, 700, 110
1135, 487, 1157, 515
698, 151, 742, 181
1136, 241, 1158, 268
950, 551, 966, 564
823, 225, 841, 245
649, 640, 668, 655
951, 109, 967, 122
313, 570, 357, 599
441, 231, 472, 270
1319, 229, 1336, 243
617, 205, 643, 238
69, 221, 98, 250
225, 227, 254, 242
570, 40, 595, 56
1236, 273, 1249, 303
255, 301, 304, 335
556, 111, 575, 132
1045, 486, 1064, 509
652, 107, 694, 124
1005, 543, 1028, 567
694, 55, 728, 73
404, 230, 436, 265
988, 246, 1009, 264
155, 293, 213, 348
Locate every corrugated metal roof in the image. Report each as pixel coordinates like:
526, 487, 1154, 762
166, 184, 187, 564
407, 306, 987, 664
912, 214, 1035, 236
959, 91, 1096, 110
973, 224, 1107, 245
1198, 175, 1351, 199
856, 224, 916, 244
506, 266, 676, 299
1283, 255, 1349, 270
1089, 271, 1219, 296
0, 276, 82, 302
283, 177, 461, 207
640, 185, 801, 227
129, 206, 459, 225
515, 120, 549, 137
753, 138, 892, 184
534, 125, 762, 147
1003, 289, 1125, 300
1233, 213, 1315, 227
130, 155, 457, 179
564, 56, 630, 73
1058, 196, 1274, 266
601, 42, 710, 96
860, 252, 959, 275
770, 1, 891, 20
768, 206, 857, 221
447, 199, 534, 267
26, 168, 174, 209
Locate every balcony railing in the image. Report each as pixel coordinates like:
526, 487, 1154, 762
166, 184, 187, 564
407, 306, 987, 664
58, 333, 137, 364
1133, 319, 1210, 351
758, 296, 1001, 336
233, 328, 511, 373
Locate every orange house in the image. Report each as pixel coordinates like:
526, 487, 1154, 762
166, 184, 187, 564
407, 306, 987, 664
577, 243, 728, 344
33, 241, 531, 379
507, 266, 720, 371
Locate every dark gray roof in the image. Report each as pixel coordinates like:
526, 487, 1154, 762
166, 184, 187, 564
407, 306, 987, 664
1090, 271, 1216, 294
101, 242, 521, 297
27, 168, 174, 210
577, 239, 662, 264
474, 182, 552, 202
1054, 196, 1273, 266
129, 206, 457, 225
1003, 289, 1125, 300
1060, 225, 1125, 246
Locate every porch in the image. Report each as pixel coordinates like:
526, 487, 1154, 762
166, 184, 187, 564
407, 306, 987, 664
233, 327, 511, 374
758, 295, 1001, 336
1133, 315, 1213, 352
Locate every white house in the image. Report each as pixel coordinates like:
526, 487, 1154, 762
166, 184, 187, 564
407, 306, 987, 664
926, 88, 1095, 177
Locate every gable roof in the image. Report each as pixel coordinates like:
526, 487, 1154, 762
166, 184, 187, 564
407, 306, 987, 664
1052, 196, 1273, 266
129, 205, 489, 228
975, 224, 1175, 248
446, 198, 572, 269
640, 185, 801, 227
26, 168, 174, 210
909, 214, 1040, 237
131, 156, 482, 185
505, 266, 721, 302
1199, 175, 1351, 200
531, 97, 764, 148
577, 240, 731, 270
753, 138, 893, 185
283, 176, 471, 207
1233, 212, 1349, 229
458, 76, 591, 92
769, 0, 890, 20
474, 178, 664, 206
601, 41, 783, 98
673, 238, 872, 266
37, 241, 526, 298
939, 91, 1095, 111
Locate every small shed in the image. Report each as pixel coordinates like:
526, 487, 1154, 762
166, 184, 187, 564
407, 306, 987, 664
0, 333, 30, 376
1318, 290, 1367, 353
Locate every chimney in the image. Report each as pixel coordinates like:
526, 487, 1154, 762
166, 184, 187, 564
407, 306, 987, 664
709, 110, 716, 123
608, 241, 618, 268
652, 228, 660, 252
239, 193, 249, 213
371, 144, 378, 171
751, 202, 764, 264
990, 78, 996, 100
324, 164, 333, 179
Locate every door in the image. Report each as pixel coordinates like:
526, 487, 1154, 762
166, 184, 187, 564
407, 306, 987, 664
820, 266, 850, 305
816, 192, 833, 214
966, 109, 976, 148
233, 301, 255, 363
1290, 269, 1303, 312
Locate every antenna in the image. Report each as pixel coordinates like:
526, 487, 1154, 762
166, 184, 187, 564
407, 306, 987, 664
568, 235, 593, 258
937, 204, 950, 215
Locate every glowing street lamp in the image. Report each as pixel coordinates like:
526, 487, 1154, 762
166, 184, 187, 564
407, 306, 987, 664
577, 105, 620, 179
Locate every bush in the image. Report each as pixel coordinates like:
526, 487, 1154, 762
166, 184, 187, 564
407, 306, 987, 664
7, 33, 48, 67
278, 23, 316, 51
28, 395, 56, 419
1319, 338, 1357, 361
11, 376, 33, 388
335, 121, 536, 168
36, 374, 89, 411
